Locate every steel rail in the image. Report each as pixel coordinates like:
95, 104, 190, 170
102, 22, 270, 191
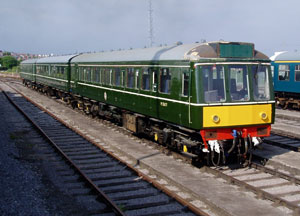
0, 86, 126, 216
1, 80, 209, 216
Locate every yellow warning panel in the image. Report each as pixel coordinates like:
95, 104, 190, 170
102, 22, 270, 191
203, 104, 272, 128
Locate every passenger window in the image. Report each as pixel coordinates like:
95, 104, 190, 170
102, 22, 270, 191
83, 68, 87, 81
104, 68, 110, 85
229, 65, 249, 101
36, 66, 40, 74
60, 67, 65, 75
86, 67, 91, 82
278, 64, 290, 81
182, 69, 189, 96
94, 67, 100, 83
295, 65, 300, 82
127, 68, 134, 88
78, 67, 84, 81
141, 68, 150, 90
160, 68, 171, 94
51, 66, 57, 76
90, 67, 94, 80
251, 65, 270, 100
100, 68, 104, 84
202, 65, 226, 102
115, 68, 121, 86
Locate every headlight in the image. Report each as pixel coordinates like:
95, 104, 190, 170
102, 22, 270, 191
260, 112, 267, 120
212, 115, 220, 123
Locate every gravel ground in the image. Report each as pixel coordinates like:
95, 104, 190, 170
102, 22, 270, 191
0, 91, 88, 215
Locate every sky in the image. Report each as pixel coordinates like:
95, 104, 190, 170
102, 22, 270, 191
1, 0, 300, 57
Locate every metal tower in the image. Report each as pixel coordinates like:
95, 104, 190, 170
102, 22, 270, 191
148, 0, 154, 47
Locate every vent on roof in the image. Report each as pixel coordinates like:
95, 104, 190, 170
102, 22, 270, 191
219, 43, 254, 58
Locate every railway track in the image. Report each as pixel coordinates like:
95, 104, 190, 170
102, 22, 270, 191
0, 81, 206, 216
204, 163, 300, 214
264, 134, 300, 152
4, 78, 300, 215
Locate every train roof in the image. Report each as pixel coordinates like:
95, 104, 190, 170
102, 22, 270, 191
36, 54, 78, 64
72, 41, 268, 63
21, 58, 39, 64
271, 51, 300, 61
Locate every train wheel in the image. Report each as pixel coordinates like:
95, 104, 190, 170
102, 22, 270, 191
91, 105, 99, 118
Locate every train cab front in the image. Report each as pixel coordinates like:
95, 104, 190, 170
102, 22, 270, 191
196, 62, 275, 166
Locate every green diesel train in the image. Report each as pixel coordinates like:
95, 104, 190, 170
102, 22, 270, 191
20, 41, 275, 166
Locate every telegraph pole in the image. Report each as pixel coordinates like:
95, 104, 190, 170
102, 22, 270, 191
148, 0, 154, 47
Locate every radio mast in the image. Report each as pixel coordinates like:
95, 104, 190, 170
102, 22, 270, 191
148, 0, 154, 47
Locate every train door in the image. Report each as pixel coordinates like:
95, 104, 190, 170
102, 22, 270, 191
33, 63, 36, 83
72, 64, 79, 94
150, 67, 159, 118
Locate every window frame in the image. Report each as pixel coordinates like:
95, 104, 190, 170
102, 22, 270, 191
278, 64, 290, 81
201, 65, 226, 103
228, 65, 250, 102
181, 69, 189, 97
126, 68, 135, 89
141, 68, 150, 91
159, 68, 171, 94
295, 64, 300, 82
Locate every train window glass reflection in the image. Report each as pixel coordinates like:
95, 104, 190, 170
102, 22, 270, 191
295, 65, 300, 82
141, 68, 150, 90
160, 68, 171, 94
202, 65, 225, 102
135, 69, 140, 89
251, 65, 270, 100
278, 64, 290, 81
229, 65, 249, 101
127, 68, 134, 88
182, 69, 189, 96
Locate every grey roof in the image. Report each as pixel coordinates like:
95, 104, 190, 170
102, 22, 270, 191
72, 41, 268, 63
272, 51, 300, 61
72, 43, 199, 63
21, 58, 38, 64
36, 54, 78, 64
